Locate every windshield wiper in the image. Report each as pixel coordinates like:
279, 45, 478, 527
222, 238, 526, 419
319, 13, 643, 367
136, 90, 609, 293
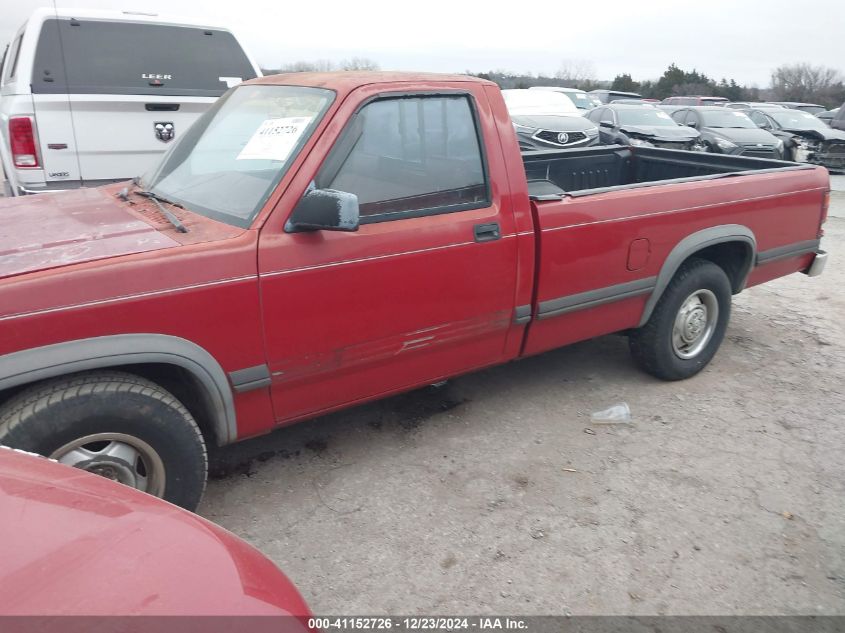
116, 179, 189, 233
133, 190, 189, 234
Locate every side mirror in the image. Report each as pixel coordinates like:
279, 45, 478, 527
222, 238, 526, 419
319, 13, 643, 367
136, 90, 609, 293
599, 120, 614, 127
285, 187, 360, 233
686, 121, 697, 128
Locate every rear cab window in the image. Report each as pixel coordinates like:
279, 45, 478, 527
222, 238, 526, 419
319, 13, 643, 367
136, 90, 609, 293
31, 18, 257, 96
315, 94, 490, 223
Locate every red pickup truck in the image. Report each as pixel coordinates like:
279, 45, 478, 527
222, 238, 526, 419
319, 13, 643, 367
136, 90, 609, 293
0, 72, 829, 510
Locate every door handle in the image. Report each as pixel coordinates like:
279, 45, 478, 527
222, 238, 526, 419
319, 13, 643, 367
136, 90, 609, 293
474, 222, 501, 242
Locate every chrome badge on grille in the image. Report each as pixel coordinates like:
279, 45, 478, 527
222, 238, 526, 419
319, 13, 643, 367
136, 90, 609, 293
154, 122, 175, 143
557, 132, 570, 145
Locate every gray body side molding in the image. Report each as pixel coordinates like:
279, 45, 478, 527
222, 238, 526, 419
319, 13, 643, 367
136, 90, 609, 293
229, 364, 272, 393
0, 334, 237, 445
638, 224, 756, 327
514, 305, 532, 325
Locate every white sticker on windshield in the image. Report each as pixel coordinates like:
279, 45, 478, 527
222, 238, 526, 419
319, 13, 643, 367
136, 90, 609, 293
219, 76, 243, 88
236, 116, 313, 162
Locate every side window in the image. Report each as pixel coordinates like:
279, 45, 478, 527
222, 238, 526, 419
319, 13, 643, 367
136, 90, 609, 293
671, 110, 687, 125
2, 34, 22, 84
600, 109, 614, 124
316, 95, 489, 222
586, 108, 601, 123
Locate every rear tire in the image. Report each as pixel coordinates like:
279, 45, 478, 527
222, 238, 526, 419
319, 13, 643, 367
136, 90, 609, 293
0, 371, 207, 510
629, 258, 732, 381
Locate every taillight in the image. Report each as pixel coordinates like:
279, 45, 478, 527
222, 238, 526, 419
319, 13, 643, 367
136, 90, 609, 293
9, 117, 40, 168
818, 190, 830, 238
821, 191, 830, 225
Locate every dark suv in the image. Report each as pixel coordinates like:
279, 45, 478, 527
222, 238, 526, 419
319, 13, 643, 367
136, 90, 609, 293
671, 107, 785, 158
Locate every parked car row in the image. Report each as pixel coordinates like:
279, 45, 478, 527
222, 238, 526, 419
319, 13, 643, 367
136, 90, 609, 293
696, 100, 845, 132
511, 85, 844, 170
538, 84, 844, 133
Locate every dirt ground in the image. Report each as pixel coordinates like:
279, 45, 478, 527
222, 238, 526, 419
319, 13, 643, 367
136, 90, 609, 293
198, 176, 845, 615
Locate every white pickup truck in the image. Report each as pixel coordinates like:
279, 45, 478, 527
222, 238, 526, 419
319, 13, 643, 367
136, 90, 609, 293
0, 8, 261, 196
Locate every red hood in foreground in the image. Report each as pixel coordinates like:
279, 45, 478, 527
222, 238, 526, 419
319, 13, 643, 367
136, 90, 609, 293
0, 447, 311, 618
0, 185, 182, 279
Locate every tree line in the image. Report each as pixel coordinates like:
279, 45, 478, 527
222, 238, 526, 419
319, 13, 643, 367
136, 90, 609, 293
470, 62, 845, 109
262, 59, 845, 109
262, 57, 381, 74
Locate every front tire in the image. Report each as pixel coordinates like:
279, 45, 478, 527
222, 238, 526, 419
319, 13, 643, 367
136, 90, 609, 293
0, 371, 208, 510
629, 258, 732, 380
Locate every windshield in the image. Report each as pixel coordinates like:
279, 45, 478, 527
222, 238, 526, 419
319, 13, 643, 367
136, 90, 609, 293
560, 92, 596, 110
769, 109, 828, 130
568, 92, 592, 108
143, 85, 334, 227
502, 90, 578, 115
700, 110, 757, 128
617, 108, 678, 126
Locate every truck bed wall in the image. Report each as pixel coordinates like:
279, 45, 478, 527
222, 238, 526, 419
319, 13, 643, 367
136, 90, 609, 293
521, 146, 805, 196
519, 158, 828, 358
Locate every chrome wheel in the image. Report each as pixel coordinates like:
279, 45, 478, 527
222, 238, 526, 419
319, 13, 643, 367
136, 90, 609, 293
50, 433, 166, 496
672, 288, 719, 359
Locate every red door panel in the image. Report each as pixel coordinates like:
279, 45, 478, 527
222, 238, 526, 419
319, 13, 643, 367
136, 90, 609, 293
257, 82, 520, 424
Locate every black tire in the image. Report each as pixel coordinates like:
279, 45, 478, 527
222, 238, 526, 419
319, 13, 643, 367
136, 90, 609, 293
0, 371, 207, 510
629, 258, 732, 381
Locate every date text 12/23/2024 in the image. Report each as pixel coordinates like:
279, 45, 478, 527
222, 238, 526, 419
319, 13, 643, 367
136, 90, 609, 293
309, 618, 527, 630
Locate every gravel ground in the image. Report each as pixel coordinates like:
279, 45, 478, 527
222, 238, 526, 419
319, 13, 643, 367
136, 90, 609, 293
199, 181, 845, 616
3, 174, 843, 616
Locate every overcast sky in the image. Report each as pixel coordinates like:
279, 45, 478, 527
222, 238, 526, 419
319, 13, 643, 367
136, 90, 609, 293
2, 0, 843, 86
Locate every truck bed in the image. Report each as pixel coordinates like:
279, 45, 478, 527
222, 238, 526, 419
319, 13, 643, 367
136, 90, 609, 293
522, 145, 812, 199
518, 144, 828, 359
